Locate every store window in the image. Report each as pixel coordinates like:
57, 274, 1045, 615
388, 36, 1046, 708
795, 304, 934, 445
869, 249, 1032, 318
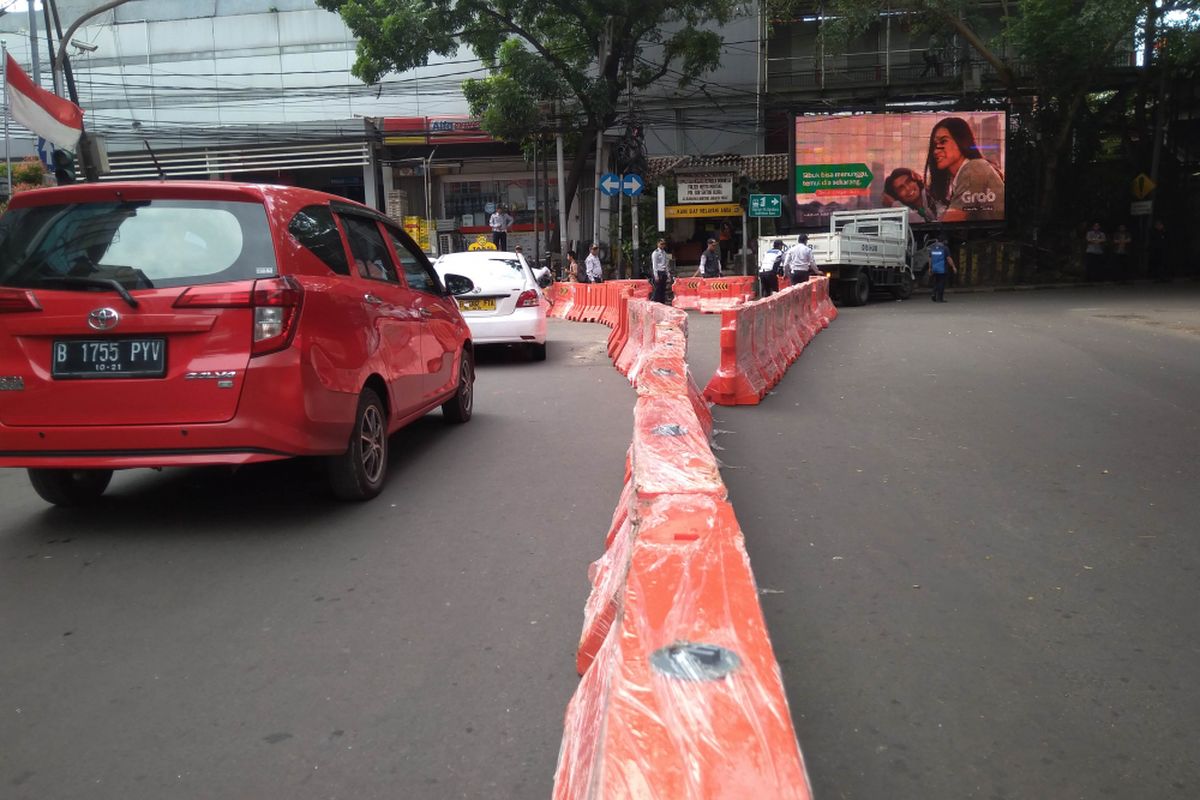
442, 178, 557, 229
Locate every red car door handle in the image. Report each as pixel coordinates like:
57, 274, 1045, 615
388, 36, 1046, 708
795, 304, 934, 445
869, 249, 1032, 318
364, 294, 383, 305
418, 307, 433, 318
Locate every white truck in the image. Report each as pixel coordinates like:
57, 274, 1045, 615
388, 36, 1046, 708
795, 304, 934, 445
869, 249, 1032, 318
760, 208, 916, 306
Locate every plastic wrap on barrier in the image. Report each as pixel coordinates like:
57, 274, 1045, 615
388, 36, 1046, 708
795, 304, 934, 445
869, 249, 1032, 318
607, 292, 631, 358
555, 495, 813, 800
702, 310, 764, 405
578, 480, 636, 675
615, 300, 647, 377
630, 394, 724, 499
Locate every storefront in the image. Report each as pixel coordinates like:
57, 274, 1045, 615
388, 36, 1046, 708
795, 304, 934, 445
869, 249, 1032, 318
381, 116, 558, 258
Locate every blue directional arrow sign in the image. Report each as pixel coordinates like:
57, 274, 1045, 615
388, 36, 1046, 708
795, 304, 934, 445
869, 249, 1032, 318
35, 137, 53, 170
599, 172, 622, 196
621, 174, 644, 197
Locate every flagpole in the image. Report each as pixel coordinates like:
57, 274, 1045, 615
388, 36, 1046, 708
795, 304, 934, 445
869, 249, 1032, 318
3, 41, 11, 198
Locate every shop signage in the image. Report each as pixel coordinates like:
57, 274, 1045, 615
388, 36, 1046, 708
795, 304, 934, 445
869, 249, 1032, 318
665, 203, 744, 219
677, 176, 732, 203
381, 116, 497, 146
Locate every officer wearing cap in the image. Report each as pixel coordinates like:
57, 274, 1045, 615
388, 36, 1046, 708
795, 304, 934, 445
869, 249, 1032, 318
758, 239, 785, 298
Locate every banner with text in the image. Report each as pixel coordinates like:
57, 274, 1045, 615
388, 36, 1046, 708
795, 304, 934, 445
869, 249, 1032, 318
795, 112, 1006, 228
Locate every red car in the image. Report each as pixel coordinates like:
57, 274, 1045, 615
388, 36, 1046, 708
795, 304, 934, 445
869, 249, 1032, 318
0, 181, 475, 505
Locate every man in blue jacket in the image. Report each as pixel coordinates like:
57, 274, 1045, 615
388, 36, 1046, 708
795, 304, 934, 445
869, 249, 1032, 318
929, 237, 957, 303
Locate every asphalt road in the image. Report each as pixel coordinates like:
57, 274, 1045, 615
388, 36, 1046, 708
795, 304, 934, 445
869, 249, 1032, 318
4, 286, 1197, 800
0, 322, 632, 800
695, 284, 1200, 799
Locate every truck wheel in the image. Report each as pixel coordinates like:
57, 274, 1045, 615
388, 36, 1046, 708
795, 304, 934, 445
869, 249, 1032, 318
893, 272, 915, 300
846, 270, 870, 306
27, 468, 113, 507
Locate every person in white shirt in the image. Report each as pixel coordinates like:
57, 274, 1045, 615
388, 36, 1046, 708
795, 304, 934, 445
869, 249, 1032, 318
650, 239, 673, 303
785, 234, 817, 285
758, 239, 785, 298
585, 244, 603, 283
489, 205, 514, 250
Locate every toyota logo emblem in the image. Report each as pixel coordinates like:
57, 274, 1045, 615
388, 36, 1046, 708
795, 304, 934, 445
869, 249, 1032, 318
88, 307, 120, 331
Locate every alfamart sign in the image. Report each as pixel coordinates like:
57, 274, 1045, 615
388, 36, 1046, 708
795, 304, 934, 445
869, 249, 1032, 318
677, 176, 733, 204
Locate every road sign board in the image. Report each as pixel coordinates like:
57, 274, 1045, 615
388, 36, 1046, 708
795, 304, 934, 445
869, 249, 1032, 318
1131, 173, 1156, 200
35, 137, 53, 170
599, 173, 621, 196
796, 163, 874, 193
748, 194, 782, 218
621, 174, 643, 197
1130, 200, 1153, 216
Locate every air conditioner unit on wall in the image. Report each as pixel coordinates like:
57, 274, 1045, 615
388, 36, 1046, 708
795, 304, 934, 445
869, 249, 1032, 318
438, 233, 456, 255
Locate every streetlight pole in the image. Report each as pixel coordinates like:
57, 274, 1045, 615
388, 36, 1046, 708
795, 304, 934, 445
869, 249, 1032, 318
52, 0, 131, 98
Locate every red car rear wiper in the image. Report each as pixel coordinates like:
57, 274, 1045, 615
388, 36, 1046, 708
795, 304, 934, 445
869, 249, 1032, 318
34, 276, 141, 308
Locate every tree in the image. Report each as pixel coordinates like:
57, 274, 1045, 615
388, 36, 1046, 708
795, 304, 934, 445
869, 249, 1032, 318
317, 0, 738, 226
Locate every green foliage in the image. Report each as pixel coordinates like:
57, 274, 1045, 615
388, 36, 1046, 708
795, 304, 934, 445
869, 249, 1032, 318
317, 0, 737, 135
0, 157, 47, 187
318, 0, 738, 221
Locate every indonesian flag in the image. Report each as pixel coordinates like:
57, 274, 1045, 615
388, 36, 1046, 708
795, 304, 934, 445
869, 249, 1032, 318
5, 54, 83, 150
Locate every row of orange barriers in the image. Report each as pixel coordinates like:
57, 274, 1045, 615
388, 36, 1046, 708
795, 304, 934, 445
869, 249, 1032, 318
702, 277, 838, 406
547, 280, 653, 326
553, 296, 813, 799
671, 276, 758, 313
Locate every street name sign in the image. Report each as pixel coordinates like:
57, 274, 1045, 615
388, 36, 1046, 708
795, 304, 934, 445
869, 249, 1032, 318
749, 194, 782, 218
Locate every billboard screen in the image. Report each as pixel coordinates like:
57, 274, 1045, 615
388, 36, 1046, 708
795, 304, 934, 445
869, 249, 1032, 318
794, 112, 1006, 228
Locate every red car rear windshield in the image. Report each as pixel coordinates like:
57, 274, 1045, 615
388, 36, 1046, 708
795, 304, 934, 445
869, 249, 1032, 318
0, 198, 278, 290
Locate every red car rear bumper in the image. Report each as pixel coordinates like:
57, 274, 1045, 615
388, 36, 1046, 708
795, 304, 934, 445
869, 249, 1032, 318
0, 353, 360, 469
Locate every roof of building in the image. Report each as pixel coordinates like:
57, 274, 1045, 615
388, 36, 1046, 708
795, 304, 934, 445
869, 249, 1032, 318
645, 153, 792, 182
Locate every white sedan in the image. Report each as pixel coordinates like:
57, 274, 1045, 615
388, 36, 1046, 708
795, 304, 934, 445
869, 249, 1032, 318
432, 251, 551, 361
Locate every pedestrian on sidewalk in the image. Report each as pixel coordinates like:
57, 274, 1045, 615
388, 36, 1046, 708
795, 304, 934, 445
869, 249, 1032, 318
585, 244, 604, 283
567, 250, 585, 282
929, 237, 956, 302
1085, 222, 1107, 282
1149, 220, 1170, 282
1111, 224, 1132, 281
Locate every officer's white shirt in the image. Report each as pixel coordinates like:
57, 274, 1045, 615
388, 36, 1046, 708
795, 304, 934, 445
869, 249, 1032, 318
651, 248, 671, 275
786, 242, 816, 271
759, 247, 783, 273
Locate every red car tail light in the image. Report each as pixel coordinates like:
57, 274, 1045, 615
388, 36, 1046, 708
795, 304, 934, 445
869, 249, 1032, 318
250, 277, 303, 355
0, 288, 43, 312
174, 277, 303, 356
516, 289, 540, 308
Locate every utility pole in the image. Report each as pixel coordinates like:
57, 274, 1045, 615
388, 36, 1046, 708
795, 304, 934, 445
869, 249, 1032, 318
628, 68, 639, 279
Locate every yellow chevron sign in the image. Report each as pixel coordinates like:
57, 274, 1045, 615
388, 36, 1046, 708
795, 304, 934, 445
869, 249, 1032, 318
665, 203, 744, 218
709, 281, 730, 290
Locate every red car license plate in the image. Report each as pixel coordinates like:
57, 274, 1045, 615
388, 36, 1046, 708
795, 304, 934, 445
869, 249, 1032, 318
52, 338, 167, 379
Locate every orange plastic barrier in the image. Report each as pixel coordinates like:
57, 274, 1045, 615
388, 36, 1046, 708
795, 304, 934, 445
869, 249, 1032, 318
696, 276, 758, 313
702, 277, 835, 406
554, 289, 811, 800
671, 277, 703, 310
559, 492, 813, 799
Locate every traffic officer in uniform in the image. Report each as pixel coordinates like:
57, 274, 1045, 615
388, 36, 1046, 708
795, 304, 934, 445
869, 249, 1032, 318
651, 239, 673, 303
785, 233, 817, 286
758, 239, 785, 298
